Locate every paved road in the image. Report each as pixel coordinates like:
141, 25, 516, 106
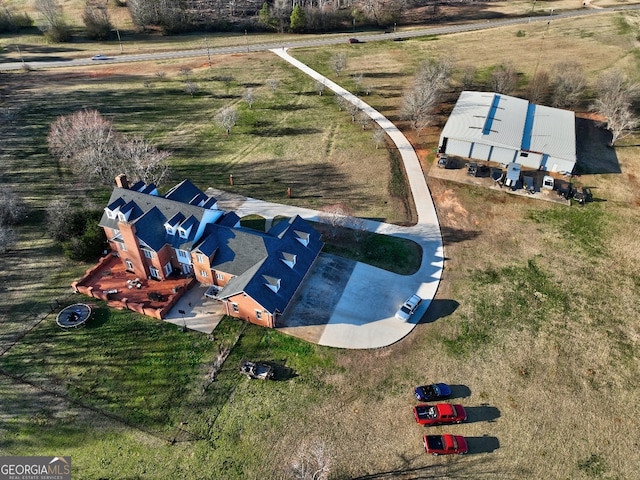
1, 4, 639, 71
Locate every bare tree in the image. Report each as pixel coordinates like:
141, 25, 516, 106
48, 109, 118, 180
0, 186, 27, 226
334, 94, 346, 111
184, 81, 199, 96
117, 136, 171, 185
356, 111, 370, 129
372, 127, 385, 149
179, 66, 192, 79
459, 64, 476, 90
34, 0, 70, 41
352, 72, 363, 93
243, 88, 255, 108
314, 79, 326, 96
34, 0, 62, 30
290, 438, 332, 480
267, 78, 280, 94
347, 216, 368, 243
528, 70, 550, 104
329, 52, 347, 77
319, 204, 350, 239
83, 1, 112, 40
0, 224, 17, 253
490, 62, 518, 95
591, 70, 639, 146
155, 70, 166, 80
402, 57, 453, 132
48, 109, 171, 185
550, 61, 586, 109
46, 199, 74, 242
346, 102, 359, 122
215, 106, 239, 135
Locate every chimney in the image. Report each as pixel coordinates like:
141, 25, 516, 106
115, 174, 129, 189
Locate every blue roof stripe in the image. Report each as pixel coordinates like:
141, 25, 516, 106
482, 94, 502, 135
521, 103, 536, 150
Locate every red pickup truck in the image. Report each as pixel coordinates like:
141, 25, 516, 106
423, 434, 468, 455
413, 403, 466, 426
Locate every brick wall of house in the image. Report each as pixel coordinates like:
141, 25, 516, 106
210, 269, 231, 288
224, 293, 273, 328
117, 221, 148, 279
192, 252, 213, 285
155, 245, 175, 280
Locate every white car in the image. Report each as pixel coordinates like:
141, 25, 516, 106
395, 294, 422, 320
91, 54, 108, 60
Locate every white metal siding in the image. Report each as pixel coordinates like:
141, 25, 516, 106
546, 157, 574, 174
517, 152, 542, 169
490, 147, 516, 164
446, 139, 473, 158
471, 142, 492, 161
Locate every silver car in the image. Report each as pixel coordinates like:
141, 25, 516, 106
395, 294, 422, 320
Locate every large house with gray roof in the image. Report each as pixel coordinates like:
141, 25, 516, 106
99, 175, 323, 328
439, 91, 577, 174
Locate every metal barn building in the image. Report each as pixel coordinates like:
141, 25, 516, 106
438, 91, 576, 174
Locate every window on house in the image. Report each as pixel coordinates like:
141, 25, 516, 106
106, 209, 116, 220
163, 263, 172, 276
232, 303, 239, 313
256, 310, 262, 320
294, 230, 310, 246
196, 253, 205, 263
150, 267, 160, 279
216, 273, 224, 281
177, 249, 189, 259
200, 270, 208, 278
125, 260, 134, 271
117, 212, 127, 222
281, 252, 296, 268
179, 228, 187, 239
143, 250, 154, 259
165, 225, 175, 235
520, 152, 529, 157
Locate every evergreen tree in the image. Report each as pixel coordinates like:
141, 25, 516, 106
290, 5, 306, 33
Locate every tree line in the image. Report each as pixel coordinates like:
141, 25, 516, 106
1, 1, 481, 38
401, 57, 638, 146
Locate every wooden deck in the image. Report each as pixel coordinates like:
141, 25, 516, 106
73, 254, 195, 319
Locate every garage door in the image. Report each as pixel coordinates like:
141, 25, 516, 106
490, 146, 516, 164
517, 151, 542, 169
445, 139, 473, 158
470, 142, 491, 161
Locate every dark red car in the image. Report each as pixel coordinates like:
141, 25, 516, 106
423, 434, 468, 455
413, 403, 466, 426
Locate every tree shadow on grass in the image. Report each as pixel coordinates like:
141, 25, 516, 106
350, 454, 497, 479
575, 118, 620, 174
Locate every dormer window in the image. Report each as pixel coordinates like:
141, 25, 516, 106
281, 252, 296, 269
117, 211, 127, 221
294, 230, 310, 246
178, 227, 188, 239
165, 224, 175, 235
106, 208, 116, 220
263, 275, 281, 293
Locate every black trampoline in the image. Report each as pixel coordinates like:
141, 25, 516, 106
56, 303, 92, 328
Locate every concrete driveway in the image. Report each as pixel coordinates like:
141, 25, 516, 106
198, 49, 445, 348
163, 285, 225, 334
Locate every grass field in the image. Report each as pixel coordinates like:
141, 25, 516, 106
1, 6, 640, 480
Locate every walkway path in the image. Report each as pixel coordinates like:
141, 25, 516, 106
210, 49, 443, 349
